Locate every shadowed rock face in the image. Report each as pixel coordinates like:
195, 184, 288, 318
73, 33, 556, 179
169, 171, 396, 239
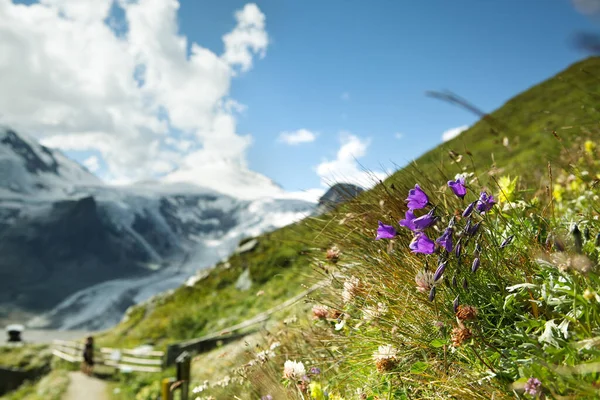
0, 127, 317, 328
1, 129, 59, 176
315, 183, 364, 214
0, 196, 152, 310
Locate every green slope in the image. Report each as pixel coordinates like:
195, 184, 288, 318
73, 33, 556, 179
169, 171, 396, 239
99, 56, 600, 350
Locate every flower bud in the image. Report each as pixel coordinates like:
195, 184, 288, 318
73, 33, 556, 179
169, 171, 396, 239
429, 286, 436, 302
453, 295, 460, 313
471, 257, 480, 273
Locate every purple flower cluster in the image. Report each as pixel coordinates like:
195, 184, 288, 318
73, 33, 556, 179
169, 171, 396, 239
524, 377, 542, 396
374, 181, 497, 304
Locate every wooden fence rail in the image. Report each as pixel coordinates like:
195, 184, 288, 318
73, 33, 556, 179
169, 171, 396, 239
51, 340, 165, 373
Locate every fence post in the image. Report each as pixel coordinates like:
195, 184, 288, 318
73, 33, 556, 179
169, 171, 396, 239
175, 351, 191, 400
161, 378, 175, 400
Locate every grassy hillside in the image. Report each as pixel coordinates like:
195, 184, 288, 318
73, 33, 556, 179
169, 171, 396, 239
101, 57, 600, 350
88, 57, 600, 400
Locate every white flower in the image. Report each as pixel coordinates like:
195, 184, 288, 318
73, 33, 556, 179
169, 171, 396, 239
372, 344, 398, 361
283, 360, 306, 380
334, 320, 346, 331
270, 341, 281, 351
342, 276, 361, 303
256, 350, 275, 363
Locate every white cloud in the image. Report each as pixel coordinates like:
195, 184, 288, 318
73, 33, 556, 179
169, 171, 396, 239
341, 92, 350, 101
441, 125, 468, 142
394, 132, 403, 139
83, 155, 100, 172
0, 1, 276, 199
315, 132, 386, 189
278, 129, 317, 145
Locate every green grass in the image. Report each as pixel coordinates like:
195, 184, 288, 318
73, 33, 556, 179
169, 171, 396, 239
3, 369, 70, 400
0, 344, 52, 373
96, 56, 600, 398
102, 56, 600, 351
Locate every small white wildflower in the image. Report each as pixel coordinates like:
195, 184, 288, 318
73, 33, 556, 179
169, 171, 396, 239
283, 360, 306, 380
269, 341, 281, 351
372, 344, 398, 361
334, 320, 346, 331
256, 350, 275, 363
192, 381, 209, 393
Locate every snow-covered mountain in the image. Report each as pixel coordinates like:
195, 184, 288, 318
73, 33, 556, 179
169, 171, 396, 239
0, 127, 316, 330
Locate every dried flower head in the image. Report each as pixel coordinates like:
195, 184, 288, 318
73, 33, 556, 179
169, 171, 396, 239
451, 326, 473, 347
328, 308, 342, 319
283, 360, 306, 381
456, 305, 478, 321
362, 302, 389, 321
312, 305, 329, 319
326, 246, 341, 263
373, 344, 398, 373
342, 276, 364, 303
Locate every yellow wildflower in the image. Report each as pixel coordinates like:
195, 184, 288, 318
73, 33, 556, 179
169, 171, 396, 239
497, 175, 518, 203
310, 382, 326, 400
585, 140, 596, 156
552, 184, 564, 202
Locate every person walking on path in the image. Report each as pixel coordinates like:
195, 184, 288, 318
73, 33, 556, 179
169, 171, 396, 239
82, 336, 95, 376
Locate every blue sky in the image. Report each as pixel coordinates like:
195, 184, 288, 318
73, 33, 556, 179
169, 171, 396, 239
203, 0, 596, 191
4, 0, 598, 197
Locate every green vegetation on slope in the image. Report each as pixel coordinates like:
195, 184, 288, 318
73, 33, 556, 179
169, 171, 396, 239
94, 57, 600, 399
102, 57, 600, 350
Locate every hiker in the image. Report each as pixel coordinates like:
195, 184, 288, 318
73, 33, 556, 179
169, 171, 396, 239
82, 336, 95, 376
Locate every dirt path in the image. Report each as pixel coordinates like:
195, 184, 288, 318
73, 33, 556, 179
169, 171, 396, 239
63, 371, 108, 400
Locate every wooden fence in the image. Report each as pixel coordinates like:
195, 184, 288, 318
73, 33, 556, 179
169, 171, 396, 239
52, 340, 164, 373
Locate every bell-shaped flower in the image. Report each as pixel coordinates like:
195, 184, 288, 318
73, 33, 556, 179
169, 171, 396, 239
448, 177, 467, 199
436, 228, 453, 252
399, 210, 417, 231
406, 184, 429, 210
409, 233, 435, 254
476, 191, 496, 213
412, 208, 438, 231
376, 221, 397, 240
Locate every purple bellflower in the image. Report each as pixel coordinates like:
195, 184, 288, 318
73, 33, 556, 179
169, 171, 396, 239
406, 184, 429, 210
476, 191, 496, 213
376, 221, 397, 240
448, 177, 467, 199
409, 233, 436, 254
436, 228, 453, 252
433, 261, 447, 282
412, 208, 438, 231
462, 201, 476, 217
399, 210, 417, 231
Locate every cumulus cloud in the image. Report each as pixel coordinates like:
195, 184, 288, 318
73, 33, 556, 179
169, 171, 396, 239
278, 129, 317, 145
83, 155, 100, 173
441, 125, 468, 142
0, 0, 274, 198
315, 132, 386, 189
